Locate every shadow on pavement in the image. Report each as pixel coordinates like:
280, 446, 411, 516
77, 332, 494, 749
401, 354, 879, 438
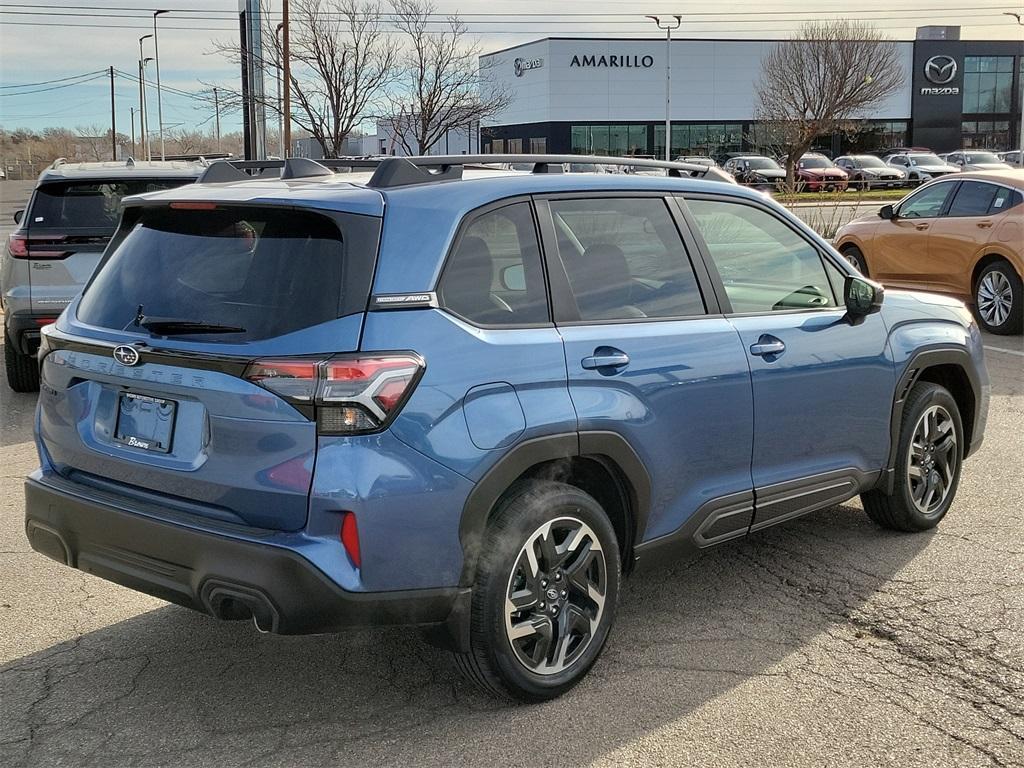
1, 504, 930, 767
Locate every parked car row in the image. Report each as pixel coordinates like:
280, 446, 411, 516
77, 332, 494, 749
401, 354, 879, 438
718, 149, 1017, 191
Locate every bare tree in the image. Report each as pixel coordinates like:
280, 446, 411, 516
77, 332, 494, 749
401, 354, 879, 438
75, 125, 111, 161
210, 0, 398, 158
754, 21, 904, 186
383, 0, 510, 155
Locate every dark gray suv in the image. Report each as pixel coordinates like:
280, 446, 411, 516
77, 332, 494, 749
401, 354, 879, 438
1, 159, 203, 390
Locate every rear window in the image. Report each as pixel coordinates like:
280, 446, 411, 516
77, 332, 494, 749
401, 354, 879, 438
77, 206, 355, 341
29, 179, 194, 232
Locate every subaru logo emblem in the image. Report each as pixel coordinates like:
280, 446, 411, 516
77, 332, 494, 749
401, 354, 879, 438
113, 345, 140, 366
923, 55, 957, 85
514, 57, 525, 77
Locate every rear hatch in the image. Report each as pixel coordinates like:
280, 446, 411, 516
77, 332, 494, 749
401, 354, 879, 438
38, 198, 382, 531
25, 178, 198, 317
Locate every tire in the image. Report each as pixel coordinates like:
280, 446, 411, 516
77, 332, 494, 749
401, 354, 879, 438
4, 331, 39, 392
861, 382, 963, 532
454, 480, 621, 702
973, 261, 1023, 335
841, 245, 869, 276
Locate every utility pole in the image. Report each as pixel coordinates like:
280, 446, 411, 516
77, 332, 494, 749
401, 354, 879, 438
130, 106, 137, 158
138, 34, 153, 160
646, 15, 682, 162
109, 66, 117, 160
282, 0, 291, 157
213, 87, 222, 153
153, 10, 170, 160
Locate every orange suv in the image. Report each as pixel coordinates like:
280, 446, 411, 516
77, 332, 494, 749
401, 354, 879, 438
834, 170, 1024, 334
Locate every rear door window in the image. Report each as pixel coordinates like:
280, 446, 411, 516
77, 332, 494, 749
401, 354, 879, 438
987, 186, 1022, 215
548, 197, 706, 321
947, 181, 998, 217
29, 179, 194, 232
77, 206, 362, 341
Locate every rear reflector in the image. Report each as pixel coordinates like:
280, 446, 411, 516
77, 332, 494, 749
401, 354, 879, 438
340, 512, 361, 568
243, 353, 424, 434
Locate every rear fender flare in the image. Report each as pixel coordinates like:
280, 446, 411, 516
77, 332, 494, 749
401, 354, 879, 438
457, 431, 651, 586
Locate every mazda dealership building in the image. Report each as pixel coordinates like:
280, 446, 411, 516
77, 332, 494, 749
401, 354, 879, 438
479, 27, 1023, 158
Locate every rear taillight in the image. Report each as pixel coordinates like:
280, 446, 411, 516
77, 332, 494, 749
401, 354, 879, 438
7, 234, 28, 258
6, 233, 69, 260
243, 354, 424, 434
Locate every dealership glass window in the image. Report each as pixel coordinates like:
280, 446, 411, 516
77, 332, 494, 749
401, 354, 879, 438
609, 125, 629, 156
963, 56, 1014, 114
529, 137, 547, 153
842, 121, 909, 154
508, 138, 524, 153
491, 139, 505, 153
629, 125, 648, 155
961, 120, 1011, 149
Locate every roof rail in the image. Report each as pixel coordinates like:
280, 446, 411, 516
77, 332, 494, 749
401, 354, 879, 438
126, 157, 135, 167
50, 158, 67, 169
195, 153, 734, 187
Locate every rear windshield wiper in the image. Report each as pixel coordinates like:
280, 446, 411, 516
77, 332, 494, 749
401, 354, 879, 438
138, 316, 246, 335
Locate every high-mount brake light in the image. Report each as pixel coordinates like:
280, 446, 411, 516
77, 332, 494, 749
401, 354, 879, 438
169, 201, 219, 210
243, 354, 424, 434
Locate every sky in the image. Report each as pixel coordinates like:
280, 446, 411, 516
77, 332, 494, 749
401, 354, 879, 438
1, 0, 1022, 134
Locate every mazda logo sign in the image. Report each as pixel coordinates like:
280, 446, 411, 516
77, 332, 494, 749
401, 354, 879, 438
923, 55, 957, 85
113, 345, 141, 367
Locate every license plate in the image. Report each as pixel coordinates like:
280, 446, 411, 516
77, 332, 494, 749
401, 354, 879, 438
114, 392, 177, 453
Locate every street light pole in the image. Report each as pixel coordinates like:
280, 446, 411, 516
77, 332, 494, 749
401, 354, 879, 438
138, 34, 153, 161
130, 106, 136, 158
213, 87, 222, 154
153, 10, 169, 161
646, 15, 682, 161
282, 0, 291, 157
142, 58, 154, 160
1005, 13, 1023, 165
276, 22, 284, 158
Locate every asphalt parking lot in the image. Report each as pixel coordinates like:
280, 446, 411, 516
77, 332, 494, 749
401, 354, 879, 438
0, 179, 1022, 767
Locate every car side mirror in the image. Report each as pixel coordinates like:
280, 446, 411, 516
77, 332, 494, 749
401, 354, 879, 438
879, 204, 895, 220
13, 209, 23, 224
845, 275, 884, 319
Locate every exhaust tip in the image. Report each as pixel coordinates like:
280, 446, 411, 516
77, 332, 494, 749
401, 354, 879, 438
201, 580, 280, 633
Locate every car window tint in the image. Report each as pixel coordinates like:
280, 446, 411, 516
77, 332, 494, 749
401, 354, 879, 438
29, 179, 194, 232
77, 206, 347, 341
438, 202, 548, 326
948, 182, 999, 217
686, 198, 837, 313
989, 186, 1023, 214
899, 183, 954, 219
548, 198, 705, 321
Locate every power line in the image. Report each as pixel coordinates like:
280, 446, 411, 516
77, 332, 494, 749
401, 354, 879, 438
0, 69, 108, 90
0, 72, 109, 97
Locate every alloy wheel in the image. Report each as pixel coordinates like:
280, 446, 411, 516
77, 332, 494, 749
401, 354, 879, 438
504, 517, 607, 676
907, 404, 958, 515
977, 270, 1013, 328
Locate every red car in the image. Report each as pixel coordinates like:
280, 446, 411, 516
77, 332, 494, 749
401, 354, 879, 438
791, 153, 849, 192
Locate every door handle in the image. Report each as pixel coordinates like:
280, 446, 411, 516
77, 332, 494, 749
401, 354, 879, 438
914, 223, 930, 231
581, 348, 630, 370
977, 220, 993, 229
749, 335, 786, 357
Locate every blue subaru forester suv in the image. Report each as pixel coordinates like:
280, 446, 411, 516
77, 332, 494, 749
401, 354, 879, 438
25, 155, 989, 702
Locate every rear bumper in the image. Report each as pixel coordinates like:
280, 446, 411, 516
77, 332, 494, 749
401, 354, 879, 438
24, 472, 471, 641
5, 312, 52, 355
